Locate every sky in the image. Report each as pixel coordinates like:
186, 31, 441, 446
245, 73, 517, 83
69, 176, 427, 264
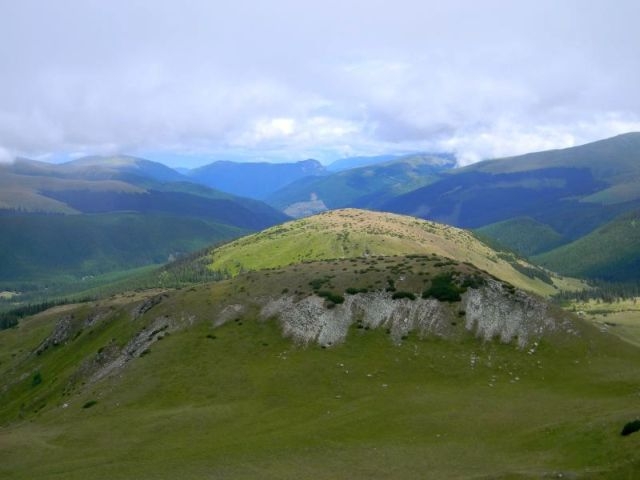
1, 0, 640, 167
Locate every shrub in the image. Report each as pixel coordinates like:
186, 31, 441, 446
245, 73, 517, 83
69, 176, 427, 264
621, 419, 640, 436
422, 272, 464, 302
461, 274, 486, 289
31, 371, 43, 387
345, 287, 368, 295
309, 277, 331, 291
317, 290, 345, 305
392, 291, 416, 301
82, 400, 98, 409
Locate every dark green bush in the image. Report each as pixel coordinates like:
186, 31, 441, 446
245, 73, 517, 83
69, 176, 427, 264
621, 419, 640, 436
345, 287, 368, 295
31, 371, 43, 387
82, 400, 98, 409
309, 277, 331, 290
422, 273, 464, 302
317, 290, 345, 304
461, 274, 486, 289
392, 291, 416, 300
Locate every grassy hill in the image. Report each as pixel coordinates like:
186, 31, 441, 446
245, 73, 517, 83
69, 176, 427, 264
0, 255, 639, 479
533, 209, 640, 281
267, 154, 454, 217
204, 209, 583, 297
381, 133, 640, 282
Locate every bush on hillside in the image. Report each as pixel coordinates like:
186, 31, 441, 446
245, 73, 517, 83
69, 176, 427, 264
31, 371, 43, 387
317, 290, 345, 305
422, 272, 464, 302
392, 291, 416, 300
621, 419, 640, 436
345, 287, 369, 295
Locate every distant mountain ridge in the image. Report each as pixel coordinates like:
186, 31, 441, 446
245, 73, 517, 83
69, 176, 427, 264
267, 154, 456, 217
326, 154, 400, 171
186, 158, 326, 199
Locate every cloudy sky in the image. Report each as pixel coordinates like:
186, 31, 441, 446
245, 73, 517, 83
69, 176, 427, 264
1, 0, 639, 167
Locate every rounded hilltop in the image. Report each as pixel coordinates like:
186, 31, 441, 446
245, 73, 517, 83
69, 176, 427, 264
206, 208, 583, 297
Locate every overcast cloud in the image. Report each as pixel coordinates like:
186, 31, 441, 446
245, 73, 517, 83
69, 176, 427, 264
1, 0, 639, 166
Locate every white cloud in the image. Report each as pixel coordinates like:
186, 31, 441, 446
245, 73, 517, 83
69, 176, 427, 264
0, 146, 14, 163
0, 0, 639, 165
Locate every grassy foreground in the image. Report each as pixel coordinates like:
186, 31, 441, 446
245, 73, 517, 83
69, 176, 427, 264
1, 261, 639, 479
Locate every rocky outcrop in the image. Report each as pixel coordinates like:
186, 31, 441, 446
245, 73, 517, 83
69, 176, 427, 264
35, 315, 74, 355
463, 280, 556, 348
260, 292, 453, 346
130, 294, 167, 320
254, 283, 570, 348
88, 315, 178, 384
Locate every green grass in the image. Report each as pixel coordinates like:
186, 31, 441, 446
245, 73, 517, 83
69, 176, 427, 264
0, 259, 639, 478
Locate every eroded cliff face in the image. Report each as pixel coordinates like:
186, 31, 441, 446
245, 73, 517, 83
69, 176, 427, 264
463, 280, 560, 348
260, 292, 453, 346
250, 280, 571, 348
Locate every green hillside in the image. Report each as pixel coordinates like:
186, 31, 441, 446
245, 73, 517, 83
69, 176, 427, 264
1, 258, 639, 479
205, 209, 583, 297
267, 154, 454, 216
533, 209, 640, 281
0, 213, 244, 307
0, 213, 243, 281
381, 133, 640, 282
476, 217, 566, 256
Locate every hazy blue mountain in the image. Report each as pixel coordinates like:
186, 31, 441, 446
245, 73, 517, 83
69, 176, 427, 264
326, 154, 400, 172
186, 159, 327, 199
267, 154, 456, 216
